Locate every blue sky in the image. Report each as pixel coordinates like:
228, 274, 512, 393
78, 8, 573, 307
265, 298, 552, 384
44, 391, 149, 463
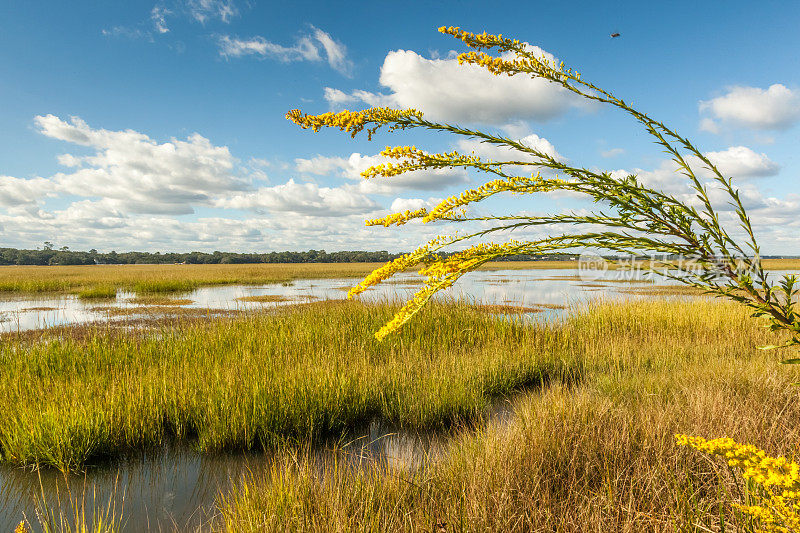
0, 0, 798, 253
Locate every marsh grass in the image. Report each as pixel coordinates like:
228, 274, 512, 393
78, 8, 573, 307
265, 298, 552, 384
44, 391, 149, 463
89, 305, 228, 318
126, 296, 193, 306
76, 286, 117, 301
475, 304, 544, 314
0, 260, 794, 298
131, 280, 197, 295
18, 474, 122, 533
219, 299, 800, 532
0, 301, 566, 471
618, 285, 708, 297
0, 263, 391, 297
234, 295, 290, 303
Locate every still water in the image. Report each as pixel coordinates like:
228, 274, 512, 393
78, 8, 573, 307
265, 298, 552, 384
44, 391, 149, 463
0, 267, 677, 333
0, 268, 796, 530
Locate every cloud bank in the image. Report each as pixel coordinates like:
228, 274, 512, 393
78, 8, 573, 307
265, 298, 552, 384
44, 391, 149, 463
324, 48, 585, 124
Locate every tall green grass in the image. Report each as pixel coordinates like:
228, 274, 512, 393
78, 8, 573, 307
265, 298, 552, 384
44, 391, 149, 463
219, 299, 800, 532
0, 301, 567, 471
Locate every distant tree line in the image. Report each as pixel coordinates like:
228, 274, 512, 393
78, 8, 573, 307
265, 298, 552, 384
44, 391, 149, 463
0, 246, 592, 266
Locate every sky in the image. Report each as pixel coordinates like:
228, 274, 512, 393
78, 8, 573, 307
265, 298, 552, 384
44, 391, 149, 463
0, 0, 798, 254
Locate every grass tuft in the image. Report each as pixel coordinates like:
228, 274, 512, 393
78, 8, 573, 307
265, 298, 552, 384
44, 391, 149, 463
76, 286, 117, 300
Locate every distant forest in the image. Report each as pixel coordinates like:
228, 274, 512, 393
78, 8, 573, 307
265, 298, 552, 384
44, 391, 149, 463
0, 246, 578, 266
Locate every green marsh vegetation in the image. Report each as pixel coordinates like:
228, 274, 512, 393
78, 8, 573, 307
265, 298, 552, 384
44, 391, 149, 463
75, 286, 117, 301
7, 297, 794, 530
0, 263, 389, 297
0, 300, 566, 472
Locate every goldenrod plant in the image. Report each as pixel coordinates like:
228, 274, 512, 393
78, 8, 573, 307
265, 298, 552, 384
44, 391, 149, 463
288, 25, 800, 530
676, 435, 800, 532
287, 26, 799, 344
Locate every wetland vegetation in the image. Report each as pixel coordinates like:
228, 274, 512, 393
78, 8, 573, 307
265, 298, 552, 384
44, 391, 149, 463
5, 295, 797, 531
0, 300, 564, 471
0, 259, 796, 299
220, 299, 800, 532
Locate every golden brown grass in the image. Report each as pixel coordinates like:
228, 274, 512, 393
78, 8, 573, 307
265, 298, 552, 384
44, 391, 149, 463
89, 305, 229, 318
618, 285, 708, 297
126, 296, 194, 306
219, 299, 800, 532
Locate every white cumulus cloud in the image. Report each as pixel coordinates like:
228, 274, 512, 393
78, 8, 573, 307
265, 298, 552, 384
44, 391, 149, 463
35, 114, 249, 215
700, 84, 800, 131
218, 179, 379, 217
704, 146, 779, 178
324, 48, 584, 125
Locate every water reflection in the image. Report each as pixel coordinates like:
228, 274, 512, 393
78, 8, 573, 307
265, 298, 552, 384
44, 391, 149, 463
0, 421, 451, 531
5, 267, 790, 333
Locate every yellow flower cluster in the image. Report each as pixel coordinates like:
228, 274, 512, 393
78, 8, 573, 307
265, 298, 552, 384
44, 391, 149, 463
423, 175, 547, 223
419, 241, 525, 279
346, 235, 451, 299
676, 435, 800, 493
285, 107, 423, 140
15, 522, 28, 533
374, 281, 450, 341
438, 26, 521, 50
361, 146, 479, 180
365, 208, 429, 227
456, 50, 581, 83
371, 240, 531, 340
285, 109, 367, 137
438, 26, 583, 82
677, 434, 800, 532
363, 175, 553, 230
738, 495, 800, 533
457, 51, 519, 77
380, 145, 420, 159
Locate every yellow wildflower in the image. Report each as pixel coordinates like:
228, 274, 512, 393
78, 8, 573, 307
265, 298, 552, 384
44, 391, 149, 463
366, 208, 429, 227
361, 147, 479, 180
286, 107, 423, 140
423, 174, 552, 223
346, 234, 451, 299
678, 434, 800, 532
438, 27, 521, 51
